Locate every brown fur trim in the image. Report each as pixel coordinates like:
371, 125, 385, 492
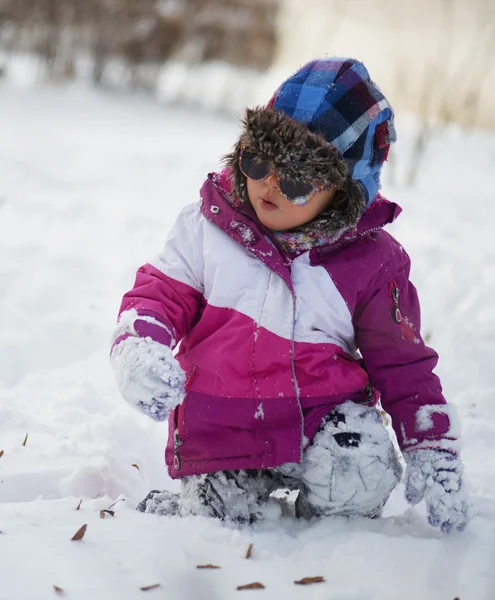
223, 107, 365, 235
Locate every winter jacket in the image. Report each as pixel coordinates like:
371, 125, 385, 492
114, 172, 457, 479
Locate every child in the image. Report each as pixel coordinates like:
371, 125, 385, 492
111, 58, 474, 532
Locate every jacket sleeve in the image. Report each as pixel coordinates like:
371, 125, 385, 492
111, 204, 205, 351
354, 249, 459, 454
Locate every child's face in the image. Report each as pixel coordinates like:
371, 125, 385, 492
246, 172, 336, 231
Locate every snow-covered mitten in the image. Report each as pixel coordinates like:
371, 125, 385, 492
404, 449, 475, 533
110, 335, 185, 421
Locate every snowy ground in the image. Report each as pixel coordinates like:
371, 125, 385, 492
0, 72, 494, 600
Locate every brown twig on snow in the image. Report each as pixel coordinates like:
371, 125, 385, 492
71, 524, 87, 541
294, 576, 326, 585
105, 498, 125, 511
237, 582, 265, 590
140, 584, 161, 591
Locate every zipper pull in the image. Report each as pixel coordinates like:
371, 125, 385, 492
366, 384, 374, 404
391, 284, 402, 323
173, 429, 182, 471
389, 279, 417, 342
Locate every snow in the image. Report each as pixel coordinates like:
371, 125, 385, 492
254, 403, 265, 420
230, 220, 256, 244
0, 67, 495, 600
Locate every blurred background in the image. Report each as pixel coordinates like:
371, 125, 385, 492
1, 0, 494, 184
2, 0, 494, 120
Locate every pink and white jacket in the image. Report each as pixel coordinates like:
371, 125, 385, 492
113, 172, 457, 479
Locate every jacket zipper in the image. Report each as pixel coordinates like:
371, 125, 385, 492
289, 292, 304, 461
173, 365, 199, 471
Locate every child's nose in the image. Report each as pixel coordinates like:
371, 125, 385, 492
264, 172, 280, 190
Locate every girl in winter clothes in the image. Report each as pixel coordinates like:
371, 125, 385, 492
111, 58, 474, 532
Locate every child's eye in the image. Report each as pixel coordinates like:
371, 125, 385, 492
240, 150, 272, 180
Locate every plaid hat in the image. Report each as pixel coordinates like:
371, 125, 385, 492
268, 58, 396, 206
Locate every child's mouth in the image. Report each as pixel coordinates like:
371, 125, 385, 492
260, 197, 278, 211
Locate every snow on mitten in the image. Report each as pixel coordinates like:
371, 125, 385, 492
110, 335, 185, 421
404, 449, 475, 533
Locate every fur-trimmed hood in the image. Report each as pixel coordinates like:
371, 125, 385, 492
224, 107, 366, 241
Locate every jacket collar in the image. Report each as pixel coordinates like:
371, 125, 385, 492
199, 172, 401, 278
354, 194, 402, 235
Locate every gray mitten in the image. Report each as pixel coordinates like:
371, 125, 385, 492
404, 449, 475, 533
110, 335, 185, 421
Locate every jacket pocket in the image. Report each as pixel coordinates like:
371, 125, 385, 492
332, 352, 378, 405
332, 352, 368, 385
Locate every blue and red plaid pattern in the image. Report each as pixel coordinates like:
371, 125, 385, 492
268, 58, 396, 206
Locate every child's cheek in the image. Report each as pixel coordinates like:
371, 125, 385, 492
246, 177, 258, 205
